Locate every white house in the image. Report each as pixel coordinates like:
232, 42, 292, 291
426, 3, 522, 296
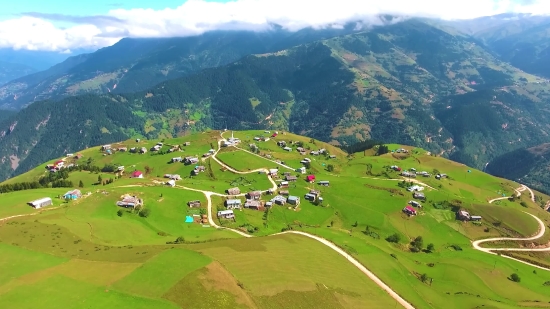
28, 197, 53, 209
167, 180, 176, 187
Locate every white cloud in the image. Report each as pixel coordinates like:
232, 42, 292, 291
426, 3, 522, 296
1, 0, 550, 52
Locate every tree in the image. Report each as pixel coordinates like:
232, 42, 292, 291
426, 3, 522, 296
327, 164, 334, 172
78, 180, 84, 188
420, 273, 429, 283
412, 236, 424, 251
97, 175, 103, 183
376, 145, 389, 155
386, 233, 401, 243
117, 209, 124, 217
510, 273, 521, 282
144, 165, 153, 175
427, 243, 435, 252
139, 208, 151, 218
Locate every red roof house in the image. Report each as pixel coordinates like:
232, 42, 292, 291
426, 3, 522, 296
403, 205, 417, 215
306, 175, 316, 182
132, 171, 143, 178
271, 133, 278, 138
54, 160, 64, 167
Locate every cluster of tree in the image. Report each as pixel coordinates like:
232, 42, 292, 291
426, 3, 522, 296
341, 139, 383, 154
0, 181, 42, 193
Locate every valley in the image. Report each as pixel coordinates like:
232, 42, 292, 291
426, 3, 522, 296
3, 130, 550, 308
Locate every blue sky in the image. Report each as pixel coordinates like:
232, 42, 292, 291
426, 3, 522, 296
0, 0, 548, 52
2, 1, 191, 19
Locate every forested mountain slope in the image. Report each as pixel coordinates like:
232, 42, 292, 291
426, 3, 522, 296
0, 25, 367, 110
1, 19, 549, 187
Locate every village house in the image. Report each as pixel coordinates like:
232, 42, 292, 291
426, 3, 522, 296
225, 199, 242, 209
208, 149, 215, 154
277, 141, 287, 147
184, 156, 199, 165
183, 142, 191, 146
296, 147, 304, 152
319, 148, 326, 154
63, 189, 82, 200
247, 191, 262, 200
139, 147, 147, 154
265, 201, 273, 207
271, 195, 287, 205
269, 168, 278, 176
75, 153, 83, 159
164, 174, 181, 180
279, 181, 289, 188
391, 166, 402, 172
435, 173, 448, 180
172, 157, 183, 163
318, 180, 330, 187
151, 145, 161, 151
28, 197, 53, 209
244, 199, 261, 210
116, 195, 143, 208
296, 167, 306, 174
413, 192, 426, 200
188, 200, 202, 208
202, 152, 211, 158
401, 171, 416, 178
305, 193, 316, 201
403, 205, 417, 216
226, 187, 241, 195
201, 214, 208, 224
101, 144, 112, 151
166, 180, 176, 187
287, 196, 300, 206
217, 210, 235, 219
283, 146, 292, 152
310, 150, 320, 156
306, 175, 316, 183
471, 215, 482, 221
329, 155, 337, 159
66, 153, 74, 157
409, 200, 422, 208
407, 185, 424, 192
285, 175, 298, 182
132, 170, 144, 178
118, 147, 127, 152
457, 209, 471, 221
192, 166, 206, 175
136, 138, 140, 142
279, 190, 290, 196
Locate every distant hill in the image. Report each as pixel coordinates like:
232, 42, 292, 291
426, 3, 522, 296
0, 61, 36, 86
1, 19, 549, 183
0, 25, 369, 110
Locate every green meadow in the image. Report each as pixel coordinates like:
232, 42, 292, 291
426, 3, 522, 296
2, 130, 550, 308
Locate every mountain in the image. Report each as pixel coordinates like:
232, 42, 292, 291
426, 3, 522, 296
0, 48, 92, 71
1, 19, 549, 184
433, 14, 550, 79
0, 24, 372, 110
0, 61, 36, 86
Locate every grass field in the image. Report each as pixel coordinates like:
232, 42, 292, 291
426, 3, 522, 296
2, 130, 550, 309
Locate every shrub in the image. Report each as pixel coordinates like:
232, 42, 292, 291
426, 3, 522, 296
520, 201, 528, 208
386, 233, 401, 243
390, 253, 397, 259
117, 209, 124, 217
139, 208, 151, 218
510, 273, 521, 282
427, 243, 435, 252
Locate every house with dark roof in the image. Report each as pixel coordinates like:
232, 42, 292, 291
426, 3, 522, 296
287, 196, 300, 206
225, 199, 242, 209
244, 200, 261, 210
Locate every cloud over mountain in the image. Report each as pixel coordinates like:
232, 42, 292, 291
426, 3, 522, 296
1, 0, 549, 52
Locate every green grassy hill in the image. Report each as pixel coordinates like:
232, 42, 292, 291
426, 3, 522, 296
2, 130, 550, 308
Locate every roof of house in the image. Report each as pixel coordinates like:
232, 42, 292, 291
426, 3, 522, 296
307, 175, 315, 179
226, 199, 241, 204
29, 197, 52, 204
288, 196, 299, 201
248, 191, 261, 196
319, 180, 329, 183
132, 171, 143, 176
63, 189, 81, 196
405, 205, 416, 212
471, 215, 482, 219
218, 210, 234, 215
